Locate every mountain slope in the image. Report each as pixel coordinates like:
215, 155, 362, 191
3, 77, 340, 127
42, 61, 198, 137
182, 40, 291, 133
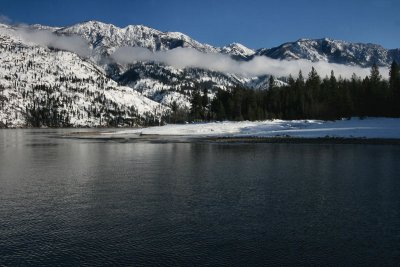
0, 24, 167, 128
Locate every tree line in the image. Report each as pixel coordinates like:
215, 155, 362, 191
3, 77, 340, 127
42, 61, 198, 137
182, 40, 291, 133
187, 61, 400, 122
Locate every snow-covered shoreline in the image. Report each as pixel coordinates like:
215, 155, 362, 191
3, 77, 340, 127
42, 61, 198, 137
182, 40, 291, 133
100, 117, 400, 139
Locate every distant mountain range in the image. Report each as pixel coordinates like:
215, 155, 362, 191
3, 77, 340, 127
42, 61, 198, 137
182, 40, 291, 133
55, 21, 400, 65
256, 38, 400, 67
0, 20, 399, 127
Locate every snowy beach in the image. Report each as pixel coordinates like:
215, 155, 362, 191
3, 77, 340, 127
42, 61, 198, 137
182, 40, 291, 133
91, 117, 400, 140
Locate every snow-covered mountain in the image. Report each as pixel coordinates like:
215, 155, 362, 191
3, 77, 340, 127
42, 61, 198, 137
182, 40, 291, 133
56, 20, 255, 58
1, 20, 399, 128
54, 21, 398, 102
58, 21, 399, 70
56, 20, 217, 58
112, 61, 275, 108
52, 21, 262, 109
0, 24, 167, 128
220, 43, 256, 59
256, 38, 400, 67
56, 21, 399, 68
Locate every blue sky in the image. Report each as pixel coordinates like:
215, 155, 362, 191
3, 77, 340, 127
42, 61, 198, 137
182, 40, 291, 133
1, 0, 399, 49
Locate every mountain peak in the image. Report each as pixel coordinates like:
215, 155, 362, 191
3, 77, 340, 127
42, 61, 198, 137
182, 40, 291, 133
77, 20, 111, 27
123, 24, 158, 32
220, 42, 255, 58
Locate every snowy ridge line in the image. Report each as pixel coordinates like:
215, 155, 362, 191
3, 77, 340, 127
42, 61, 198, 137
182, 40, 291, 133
56, 20, 255, 58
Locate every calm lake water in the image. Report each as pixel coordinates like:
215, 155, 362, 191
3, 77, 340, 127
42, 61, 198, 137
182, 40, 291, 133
1, 129, 400, 266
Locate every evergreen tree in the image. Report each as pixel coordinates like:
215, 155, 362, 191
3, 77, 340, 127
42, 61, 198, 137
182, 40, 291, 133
232, 87, 243, 120
370, 63, 382, 83
368, 63, 388, 116
389, 61, 400, 90
389, 61, 400, 115
211, 90, 227, 121
329, 70, 337, 88
268, 75, 275, 90
202, 88, 209, 108
287, 74, 295, 87
216, 101, 226, 121
170, 101, 178, 123
307, 67, 320, 86
305, 67, 321, 117
201, 88, 209, 120
190, 89, 203, 121
296, 70, 304, 86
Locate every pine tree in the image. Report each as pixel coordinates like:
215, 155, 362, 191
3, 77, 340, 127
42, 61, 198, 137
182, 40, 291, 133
202, 88, 209, 108
389, 61, 400, 115
190, 89, 203, 121
370, 63, 382, 83
295, 70, 305, 116
268, 75, 275, 90
201, 88, 209, 120
329, 70, 337, 89
170, 101, 179, 123
368, 63, 387, 115
232, 87, 243, 121
389, 60, 400, 91
307, 67, 320, 85
287, 74, 295, 86
305, 67, 321, 117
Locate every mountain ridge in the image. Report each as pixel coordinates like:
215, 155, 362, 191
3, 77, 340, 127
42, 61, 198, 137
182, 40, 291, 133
54, 20, 399, 66
1, 20, 399, 127
255, 37, 399, 67
6, 20, 399, 67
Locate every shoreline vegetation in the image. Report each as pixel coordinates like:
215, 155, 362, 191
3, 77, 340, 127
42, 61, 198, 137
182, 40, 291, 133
180, 63, 400, 124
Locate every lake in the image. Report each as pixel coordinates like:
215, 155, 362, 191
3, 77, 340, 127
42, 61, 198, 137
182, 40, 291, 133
1, 129, 400, 266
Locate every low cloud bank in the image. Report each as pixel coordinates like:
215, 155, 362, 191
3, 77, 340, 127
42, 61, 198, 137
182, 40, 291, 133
18, 28, 92, 57
112, 46, 389, 79
0, 24, 91, 57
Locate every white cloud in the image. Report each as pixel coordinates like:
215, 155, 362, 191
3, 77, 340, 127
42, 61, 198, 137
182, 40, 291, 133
1, 25, 92, 58
111, 46, 389, 79
19, 28, 92, 57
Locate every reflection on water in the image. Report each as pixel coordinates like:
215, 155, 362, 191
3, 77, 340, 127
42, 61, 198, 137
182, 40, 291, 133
1, 129, 400, 266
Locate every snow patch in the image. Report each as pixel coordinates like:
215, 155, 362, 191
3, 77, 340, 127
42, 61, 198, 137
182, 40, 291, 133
109, 118, 400, 139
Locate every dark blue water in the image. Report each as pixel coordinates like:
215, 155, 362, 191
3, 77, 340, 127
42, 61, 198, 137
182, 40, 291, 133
1, 130, 400, 266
